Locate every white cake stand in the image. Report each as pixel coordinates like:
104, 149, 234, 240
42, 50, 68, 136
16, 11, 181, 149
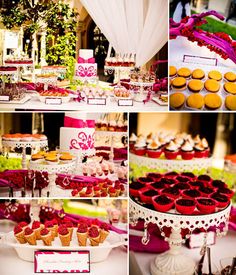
130, 199, 231, 275
2, 140, 48, 169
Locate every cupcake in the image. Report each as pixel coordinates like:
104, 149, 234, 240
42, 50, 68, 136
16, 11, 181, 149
150, 181, 166, 191
218, 187, 234, 199
192, 69, 205, 80
129, 181, 146, 197
58, 225, 71, 246
211, 180, 226, 189
139, 188, 159, 204
162, 187, 180, 199
196, 198, 216, 214
129, 133, 138, 150
152, 195, 174, 212
77, 223, 88, 246
137, 177, 154, 185
32, 220, 44, 240
175, 198, 196, 214
199, 186, 215, 197
99, 223, 110, 243
117, 120, 124, 132
108, 120, 116, 131
40, 228, 52, 246
134, 138, 146, 156
224, 72, 236, 82
210, 192, 229, 208
88, 226, 100, 246
201, 138, 210, 157
182, 189, 200, 199
14, 225, 26, 244
180, 141, 194, 160
170, 93, 185, 109
146, 140, 162, 158
24, 227, 37, 245
164, 141, 179, 160
194, 142, 205, 158
146, 172, 162, 181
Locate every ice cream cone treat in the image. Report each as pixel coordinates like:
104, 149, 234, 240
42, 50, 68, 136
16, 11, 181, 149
18, 221, 28, 231
65, 221, 74, 241
88, 226, 100, 246
77, 223, 88, 246
14, 225, 26, 244
58, 225, 70, 246
93, 186, 101, 197
32, 221, 44, 240
114, 182, 121, 197
101, 183, 108, 193
99, 223, 110, 243
52, 219, 59, 237
84, 187, 94, 197
40, 228, 52, 246
108, 187, 117, 197
91, 219, 100, 229
45, 221, 56, 240
24, 227, 37, 245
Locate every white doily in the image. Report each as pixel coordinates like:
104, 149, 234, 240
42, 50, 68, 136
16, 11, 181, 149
2, 140, 48, 149
29, 161, 76, 174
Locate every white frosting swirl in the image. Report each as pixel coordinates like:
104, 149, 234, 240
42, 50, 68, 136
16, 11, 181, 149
201, 138, 209, 148
129, 133, 137, 142
193, 134, 201, 144
181, 141, 193, 152
135, 138, 146, 148
147, 140, 161, 150
194, 143, 205, 151
165, 141, 179, 151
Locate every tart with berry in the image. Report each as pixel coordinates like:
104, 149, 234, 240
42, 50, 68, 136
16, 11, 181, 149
175, 198, 196, 214
152, 195, 174, 212
196, 198, 216, 214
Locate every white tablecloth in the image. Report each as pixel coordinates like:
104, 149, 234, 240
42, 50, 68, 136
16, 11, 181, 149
129, 230, 236, 275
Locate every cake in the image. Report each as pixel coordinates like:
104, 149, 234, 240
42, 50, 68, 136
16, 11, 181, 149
75, 49, 97, 80
60, 113, 95, 158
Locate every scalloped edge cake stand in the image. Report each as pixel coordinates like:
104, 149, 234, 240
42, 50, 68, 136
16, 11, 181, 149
130, 153, 213, 172
130, 199, 231, 275
2, 140, 48, 169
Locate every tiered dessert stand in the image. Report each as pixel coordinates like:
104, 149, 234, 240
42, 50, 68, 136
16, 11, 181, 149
2, 139, 48, 169
130, 199, 231, 275
35, 75, 57, 90
104, 66, 134, 84
4, 61, 34, 82
96, 131, 127, 162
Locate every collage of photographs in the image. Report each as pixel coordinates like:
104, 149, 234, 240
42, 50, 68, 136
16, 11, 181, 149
0, 0, 235, 275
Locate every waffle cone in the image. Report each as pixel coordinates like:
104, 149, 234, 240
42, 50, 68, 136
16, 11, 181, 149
15, 231, 26, 244
59, 233, 70, 246
115, 189, 121, 197
41, 234, 52, 246
99, 230, 109, 243
77, 232, 88, 246
25, 232, 37, 245
68, 228, 73, 241
89, 236, 100, 246
33, 227, 42, 240
53, 225, 58, 237
48, 228, 55, 240
109, 193, 117, 197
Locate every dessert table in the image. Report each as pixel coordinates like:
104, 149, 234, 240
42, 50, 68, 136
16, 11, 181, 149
130, 230, 236, 275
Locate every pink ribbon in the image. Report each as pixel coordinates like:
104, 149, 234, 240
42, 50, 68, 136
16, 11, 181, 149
78, 57, 95, 64
64, 116, 95, 128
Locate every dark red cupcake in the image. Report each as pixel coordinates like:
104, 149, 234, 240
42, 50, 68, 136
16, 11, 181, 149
211, 180, 226, 189
129, 181, 146, 197
176, 176, 191, 183
165, 171, 178, 178
199, 186, 215, 197
197, 174, 212, 184
210, 192, 230, 208
175, 198, 196, 214
175, 182, 191, 190
182, 189, 200, 199
218, 187, 234, 199
150, 181, 166, 191
139, 188, 159, 204
181, 172, 196, 179
152, 195, 174, 212
162, 187, 180, 199
160, 177, 177, 186
196, 198, 216, 214
137, 177, 154, 185
190, 180, 205, 189
146, 172, 162, 181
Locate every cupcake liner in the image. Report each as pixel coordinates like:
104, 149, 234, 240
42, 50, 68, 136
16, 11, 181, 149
175, 199, 196, 214
139, 187, 159, 204
181, 151, 195, 160
164, 150, 179, 160
194, 150, 206, 158
196, 198, 216, 214
146, 149, 162, 158
152, 195, 174, 212
134, 148, 146, 156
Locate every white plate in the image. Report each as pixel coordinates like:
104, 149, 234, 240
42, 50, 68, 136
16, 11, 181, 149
36, 94, 76, 104
3, 230, 126, 263
152, 96, 168, 106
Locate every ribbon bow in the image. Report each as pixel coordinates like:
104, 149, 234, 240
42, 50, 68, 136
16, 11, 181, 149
78, 57, 95, 64
64, 116, 95, 128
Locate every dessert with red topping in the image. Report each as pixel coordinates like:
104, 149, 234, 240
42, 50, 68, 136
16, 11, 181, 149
14, 225, 26, 244
196, 198, 216, 214
77, 223, 88, 246
58, 225, 70, 246
162, 187, 180, 199
152, 195, 174, 212
108, 187, 117, 197
40, 228, 52, 246
45, 221, 56, 240
65, 221, 74, 241
139, 188, 159, 204
32, 220, 44, 240
99, 223, 110, 243
175, 198, 196, 214
24, 227, 37, 245
88, 226, 100, 246
18, 221, 28, 230
130, 181, 146, 197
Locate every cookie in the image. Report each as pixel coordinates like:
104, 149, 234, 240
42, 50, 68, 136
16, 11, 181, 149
177, 67, 191, 78
188, 79, 204, 93
172, 77, 187, 90
204, 79, 220, 93
224, 82, 236, 95
192, 69, 205, 80
204, 94, 222, 110
170, 93, 185, 109
169, 66, 177, 77
186, 94, 204, 109
208, 70, 222, 81
225, 95, 236, 110
224, 72, 236, 82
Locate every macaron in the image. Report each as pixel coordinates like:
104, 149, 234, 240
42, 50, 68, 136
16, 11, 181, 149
169, 66, 177, 77
170, 93, 185, 109
204, 94, 222, 110
204, 79, 220, 93
223, 82, 236, 95
177, 67, 191, 78
208, 70, 222, 81
186, 94, 204, 109
224, 72, 236, 82
188, 79, 204, 93
192, 69, 205, 80
171, 77, 187, 91
225, 95, 236, 110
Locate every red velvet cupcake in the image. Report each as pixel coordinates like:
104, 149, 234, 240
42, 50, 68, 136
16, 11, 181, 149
182, 189, 200, 199
164, 141, 179, 160
149, 181, 166, 191
199, 186, 215, 197
137, 177, 155, 185
146, 140, 162, 158
146, 172, 162, 181
165, 171, 178, 178
210, 192, 230, 208
218, 187, 234, 199
180, 141, 194, 160
175, 198, 196, 214
181, 172, 196, 180
139, 188, 159, 204
194, 143, 206, 158
129, 181, 146, 197
196, 198, 216, 214
211, 180, 227, 189
162, 187, 180, 199
152, 195, 174, 212
190, 180, 205, 189
134, 138, 146, 156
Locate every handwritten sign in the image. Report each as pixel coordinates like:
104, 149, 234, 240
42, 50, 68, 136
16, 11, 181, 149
34, 251, 90, 273
45, 97, 62, 105
87, 98, 106, 105
118, 99, 133, 106
183, 55, 217, 66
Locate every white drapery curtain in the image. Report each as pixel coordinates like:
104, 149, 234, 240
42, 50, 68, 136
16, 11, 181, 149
80, 0, 168, 67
